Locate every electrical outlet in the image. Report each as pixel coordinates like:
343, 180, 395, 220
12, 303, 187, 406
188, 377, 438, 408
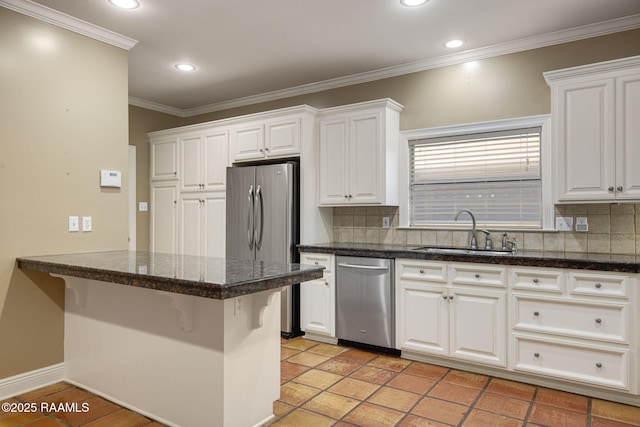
68, 216, 79, 232
555, 216, 573, 231
139, 202, 148, 212
382, 217, 390, 228
576, 217, 589, 232
82, 216, 92, 232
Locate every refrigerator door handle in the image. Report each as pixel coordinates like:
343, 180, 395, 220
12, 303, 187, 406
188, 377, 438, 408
247, 185, 254, 250
255, 184, 264, 250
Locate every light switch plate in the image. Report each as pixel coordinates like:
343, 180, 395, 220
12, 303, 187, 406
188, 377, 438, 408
555, 216, 573, 231
139, 202, 148, 212
68, 216, 79, 232
382, 217, 390, 228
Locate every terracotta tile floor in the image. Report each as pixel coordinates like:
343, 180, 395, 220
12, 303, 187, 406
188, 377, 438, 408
269, 337, 640, 427
3, 337, 640, 426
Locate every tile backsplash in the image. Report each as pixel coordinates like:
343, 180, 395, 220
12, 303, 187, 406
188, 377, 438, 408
332, 204, 640, 255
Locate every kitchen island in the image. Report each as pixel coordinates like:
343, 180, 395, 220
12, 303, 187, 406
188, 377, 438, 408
17, 251, 324, 427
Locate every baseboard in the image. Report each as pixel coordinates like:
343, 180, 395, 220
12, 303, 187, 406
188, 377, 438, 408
0, 363, 65, 400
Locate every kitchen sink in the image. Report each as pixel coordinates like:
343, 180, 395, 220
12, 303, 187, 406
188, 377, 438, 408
411, 247, 515, 256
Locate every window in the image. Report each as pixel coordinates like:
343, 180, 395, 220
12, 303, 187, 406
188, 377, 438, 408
408, 119, 549, 229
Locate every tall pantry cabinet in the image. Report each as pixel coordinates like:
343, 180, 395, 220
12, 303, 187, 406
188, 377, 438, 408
149, 129, 228, 257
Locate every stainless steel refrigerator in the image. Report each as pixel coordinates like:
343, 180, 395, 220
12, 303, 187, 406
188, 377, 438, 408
225, 162, 300, 336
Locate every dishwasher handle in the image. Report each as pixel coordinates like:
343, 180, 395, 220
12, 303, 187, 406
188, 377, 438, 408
338, 263, 389, 271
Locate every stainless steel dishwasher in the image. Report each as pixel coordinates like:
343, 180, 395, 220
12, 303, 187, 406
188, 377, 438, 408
336, 256, 394, 349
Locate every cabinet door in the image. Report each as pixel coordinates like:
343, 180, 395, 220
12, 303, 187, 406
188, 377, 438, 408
150, 183, 178, 254
178, 195, 203, 256
555, 79, 615, 201
266, 118, 300, 158
151, 139, 178, 181
202, 194, 226, 258
349, 113, 382, 204
319, 118, 349, 205
232, 124, 265, 162
449, 288, 506, 367
300, 275, 334, 336
203, 131, 228, 192
616, 74, 640, 200
180, 136, 203, 192
397, 281, 448, 355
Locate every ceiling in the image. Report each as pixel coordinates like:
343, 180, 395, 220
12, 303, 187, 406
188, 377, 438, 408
18, 0, 640, 115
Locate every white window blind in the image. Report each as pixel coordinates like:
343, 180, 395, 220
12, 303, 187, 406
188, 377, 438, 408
409, 127, 542, 228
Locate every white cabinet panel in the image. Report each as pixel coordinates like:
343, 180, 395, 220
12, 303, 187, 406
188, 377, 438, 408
150, 182, 178, 254
202, 131, 228, 192
546, 56, 640, 203
318, 99, 402, 206
180, 136, 203, 192
179, 193, 225, 258
300, 253, 335, 337
150, 139, 178, 181
514, 335, 629, 390
397, 282, 448, 355
266, 117, 300, 158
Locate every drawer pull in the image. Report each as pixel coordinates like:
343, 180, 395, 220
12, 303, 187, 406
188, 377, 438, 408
534, 352, 540, 358
595, 318, 602, 324
595, 283, 602, 288
533, 278, 539, 283
474, 273, 480, 279
596, 362, 602, 368
419, 269, 425, 274
533, 311, 539, 316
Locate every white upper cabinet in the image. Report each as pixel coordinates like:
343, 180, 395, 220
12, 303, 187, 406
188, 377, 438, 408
180, 130, 228, 193
231, 116, 302, 162
545, 56, 640, 203
150, 138, 178, 181
318, 99, 403, 206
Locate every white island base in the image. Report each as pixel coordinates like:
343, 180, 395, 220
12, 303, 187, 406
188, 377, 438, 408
60, 275, 282, 427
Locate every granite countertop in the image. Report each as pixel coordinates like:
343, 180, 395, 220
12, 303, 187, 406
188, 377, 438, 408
297, 243, 640, 273
17, 251, 324, 299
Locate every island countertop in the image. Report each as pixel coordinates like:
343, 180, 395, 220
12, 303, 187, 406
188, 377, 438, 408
17, 250, 324, 299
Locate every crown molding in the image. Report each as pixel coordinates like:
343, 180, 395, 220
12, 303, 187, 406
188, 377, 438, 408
128, 97, 187, 117
134, 13, 640, 117
0, 0, 138, 50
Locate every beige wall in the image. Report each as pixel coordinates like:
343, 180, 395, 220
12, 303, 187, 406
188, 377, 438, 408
0, 9, 129, 378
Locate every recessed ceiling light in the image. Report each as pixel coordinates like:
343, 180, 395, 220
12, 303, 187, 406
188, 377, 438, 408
108, 0, 140, 9
175, 64, 196, 72
400, 0, 428, 6
445, 39, 466, 49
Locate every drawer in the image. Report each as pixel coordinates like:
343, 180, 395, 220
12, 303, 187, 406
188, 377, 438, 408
513, 296, 628, 343
569, 272, 628, 298
511, 268, 563, 293
514, 335, 629, 390
450, 263, 506, 288
396, 260, 447, 283
300, 253, 334, 274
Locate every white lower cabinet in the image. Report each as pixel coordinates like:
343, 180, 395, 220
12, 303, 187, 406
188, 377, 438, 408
300, 253, 336, 341
510, 266, 636, 395
396, 259, 507, 367
396, 261, 638, 402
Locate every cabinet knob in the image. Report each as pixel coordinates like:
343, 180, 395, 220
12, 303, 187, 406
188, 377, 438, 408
442, 295, 448, 300
314, 261, 319, 265
608, 186, 614, 193
348, 195, 353, 199
534, 352, 540, 358
324, 281, 329, 286
474, 273, 480, 279
617, 186, 623, 192
448, 295, 454, 300
533, 311, 539, 316
533, 278, 539, 284
596, 362, 602, 368
265, 147, 270, 152
595, 318, 602, 324
419, 269, 425, 274
595, 283, 602, 289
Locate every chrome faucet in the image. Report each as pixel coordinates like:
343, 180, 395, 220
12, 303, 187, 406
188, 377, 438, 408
454, 209, 477, 249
